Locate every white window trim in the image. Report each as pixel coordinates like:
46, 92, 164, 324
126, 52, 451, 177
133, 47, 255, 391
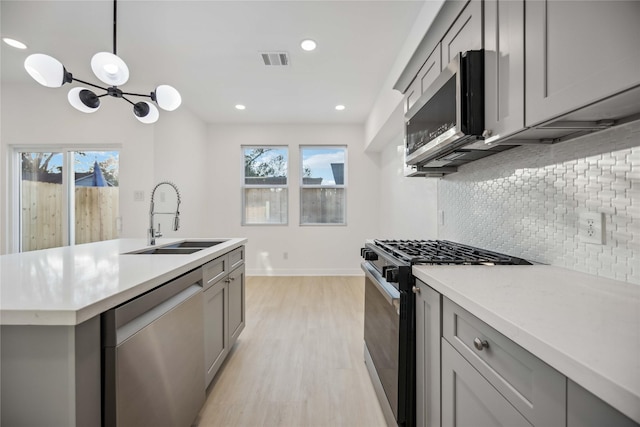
241, 145, 289, 226
299, 145, 347, 226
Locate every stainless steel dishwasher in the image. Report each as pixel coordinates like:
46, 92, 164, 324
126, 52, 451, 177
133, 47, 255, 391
103, 268, 204, 427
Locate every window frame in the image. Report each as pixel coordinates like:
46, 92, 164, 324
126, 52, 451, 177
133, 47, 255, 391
241, 145, 289, 226
9, 145, 121, 253
299, 145, 347, 226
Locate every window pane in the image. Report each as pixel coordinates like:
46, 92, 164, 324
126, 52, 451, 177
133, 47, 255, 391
20, 152, 64, 251
301, 188, 345, 224
74, 151, 120, 245
301, 147, 345, 186
244, 188, 288, 224
244, 147, 288, 184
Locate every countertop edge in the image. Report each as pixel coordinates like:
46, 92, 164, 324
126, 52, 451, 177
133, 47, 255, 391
412, 265, 640, 424
0, 238, 248, 327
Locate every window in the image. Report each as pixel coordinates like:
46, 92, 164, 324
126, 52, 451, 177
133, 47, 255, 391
300, 146, 346, 225
16, 149, 120, 252
242, 146, 288, 225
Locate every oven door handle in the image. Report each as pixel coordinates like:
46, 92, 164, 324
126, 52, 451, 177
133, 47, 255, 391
361, 262, 401, 306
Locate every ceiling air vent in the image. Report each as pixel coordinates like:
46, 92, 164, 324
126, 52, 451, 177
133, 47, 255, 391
261, 52, 289, 66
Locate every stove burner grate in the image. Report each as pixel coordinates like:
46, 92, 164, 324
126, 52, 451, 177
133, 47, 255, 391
373, 239, 531, 265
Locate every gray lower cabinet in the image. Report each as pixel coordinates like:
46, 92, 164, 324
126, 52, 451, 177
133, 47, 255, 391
524, 0, 640, 127
442, 297, 566, 427
567, 380, 638, 427
483, 0, 525, 142
203, 246, 245, 386
415, 279, 442, 427
442, 339, 531, 427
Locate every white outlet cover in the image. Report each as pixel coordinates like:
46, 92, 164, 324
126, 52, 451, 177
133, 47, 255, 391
578, 212, 604, 244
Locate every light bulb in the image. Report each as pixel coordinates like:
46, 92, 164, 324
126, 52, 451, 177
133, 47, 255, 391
24, 54, 65, 87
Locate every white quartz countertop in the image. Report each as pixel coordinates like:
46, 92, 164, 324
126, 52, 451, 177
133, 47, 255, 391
412, 265, 640, 424
0, 238, 247, 326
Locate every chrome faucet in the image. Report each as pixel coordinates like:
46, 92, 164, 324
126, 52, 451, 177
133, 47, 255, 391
149, 181, 181, 245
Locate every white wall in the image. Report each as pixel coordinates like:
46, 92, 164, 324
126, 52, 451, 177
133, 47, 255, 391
0, 82, 209, 254
152, 107, 209, 238
379, 132, 439, 239
206, 124, 380, 275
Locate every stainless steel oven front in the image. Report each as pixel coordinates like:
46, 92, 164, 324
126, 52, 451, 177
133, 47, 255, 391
362, 261, 405, 426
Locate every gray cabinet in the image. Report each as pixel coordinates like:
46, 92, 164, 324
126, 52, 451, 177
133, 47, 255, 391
228, 264, 245, 347
415, 279, 441, 427
483, 0, 525, 142
405, 45, 442, 113
442, 339, 531, 427
441, 0, 482, 69
442, 298, 566, 427
567, 380, 638, 427
524, 0, 640, 127
203, 246, 245, 386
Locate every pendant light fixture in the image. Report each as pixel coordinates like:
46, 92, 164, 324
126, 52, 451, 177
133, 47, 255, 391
23, 0, 180, 124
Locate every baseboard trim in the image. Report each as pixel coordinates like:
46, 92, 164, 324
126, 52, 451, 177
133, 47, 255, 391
246, 268, 364, 276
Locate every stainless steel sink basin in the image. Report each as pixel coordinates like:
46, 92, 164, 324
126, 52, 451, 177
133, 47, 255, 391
124, 240, 227, 255
166, 240, 227, 248
126, 247, 204, 255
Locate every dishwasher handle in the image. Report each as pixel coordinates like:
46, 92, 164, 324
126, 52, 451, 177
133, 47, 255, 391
103, 267, 203, 347
115, 284, 201, 345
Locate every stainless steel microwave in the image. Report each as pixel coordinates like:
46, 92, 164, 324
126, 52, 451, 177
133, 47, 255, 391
404, 50, 485, 168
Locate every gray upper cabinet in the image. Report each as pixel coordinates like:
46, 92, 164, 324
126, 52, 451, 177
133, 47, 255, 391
441, 0, 483, 69
483, 0, 525, 142
525, 0, 640, 127
405, 45, 442, 114
415, 280, 441, 427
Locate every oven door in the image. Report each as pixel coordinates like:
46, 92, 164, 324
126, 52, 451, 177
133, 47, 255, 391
362, 262, 401, 425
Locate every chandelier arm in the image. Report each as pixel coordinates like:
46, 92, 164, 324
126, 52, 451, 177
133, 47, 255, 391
121, 96, 136, 106
120, 91, 152, 98
72, 77, 108, 92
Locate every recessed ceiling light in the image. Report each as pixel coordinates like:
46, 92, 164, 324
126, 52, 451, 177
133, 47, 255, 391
300, 39, 317, 51
235, 104, 246, 110
3, 37, 27, 49
335, 105, 346, 111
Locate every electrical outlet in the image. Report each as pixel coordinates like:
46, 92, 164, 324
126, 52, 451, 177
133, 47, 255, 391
579, 212, 604, 244
133, 190, 144, 202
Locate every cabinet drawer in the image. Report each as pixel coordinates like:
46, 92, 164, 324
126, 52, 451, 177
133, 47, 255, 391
228, 246, 245, 270
203, 255, 227, 289
443, 298, 565, 426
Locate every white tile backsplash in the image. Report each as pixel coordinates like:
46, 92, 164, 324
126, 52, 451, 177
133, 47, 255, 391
439, 120, 640, 285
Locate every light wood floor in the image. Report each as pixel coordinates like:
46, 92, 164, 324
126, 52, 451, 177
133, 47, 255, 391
194, 276, 386, 427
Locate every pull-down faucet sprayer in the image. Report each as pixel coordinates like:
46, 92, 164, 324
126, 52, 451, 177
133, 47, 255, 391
149, 181, 181, 245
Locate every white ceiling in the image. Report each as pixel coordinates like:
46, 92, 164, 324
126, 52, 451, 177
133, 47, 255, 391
1, 0, 427, 125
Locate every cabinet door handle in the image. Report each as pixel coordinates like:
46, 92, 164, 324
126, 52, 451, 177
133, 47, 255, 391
473, 337, 489, 351
412, 286, 421, 294
229, 276, 235, 281
224, 278, 231, 284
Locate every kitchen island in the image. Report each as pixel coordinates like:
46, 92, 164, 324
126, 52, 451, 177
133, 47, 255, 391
0, 237, 247, 426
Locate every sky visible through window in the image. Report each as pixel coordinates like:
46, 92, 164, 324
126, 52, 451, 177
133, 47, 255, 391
302, 148, 345, 185
45, 151, 119, 173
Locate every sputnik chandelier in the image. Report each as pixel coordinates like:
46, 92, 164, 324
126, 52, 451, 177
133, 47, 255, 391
23, 0, 180, 124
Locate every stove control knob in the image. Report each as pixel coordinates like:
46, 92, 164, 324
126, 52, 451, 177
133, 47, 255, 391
384, 267, 399, 283
363, 250, 378, 261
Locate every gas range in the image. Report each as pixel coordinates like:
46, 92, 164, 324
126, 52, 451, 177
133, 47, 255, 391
360, 239, 532, 427
361, 239, 531, 292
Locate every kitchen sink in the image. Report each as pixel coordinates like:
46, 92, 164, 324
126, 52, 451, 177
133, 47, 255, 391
166, 240, 227, 248
128, 247, 204, 255
124, 240, 227, 255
